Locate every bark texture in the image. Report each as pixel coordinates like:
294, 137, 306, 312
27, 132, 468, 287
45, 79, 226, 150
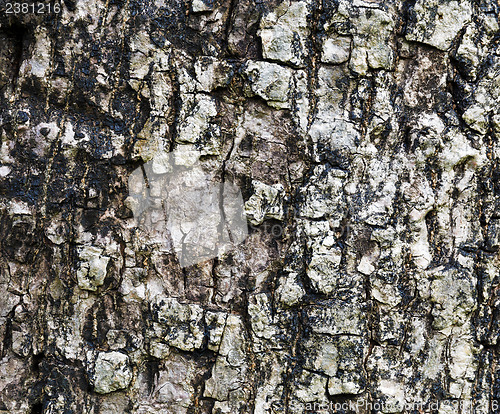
0, 0, 500, 413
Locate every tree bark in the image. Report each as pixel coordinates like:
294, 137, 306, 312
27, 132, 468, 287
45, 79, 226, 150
0, 0, 500, 413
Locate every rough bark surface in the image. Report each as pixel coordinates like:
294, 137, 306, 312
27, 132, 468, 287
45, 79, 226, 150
0, 0, 500, 413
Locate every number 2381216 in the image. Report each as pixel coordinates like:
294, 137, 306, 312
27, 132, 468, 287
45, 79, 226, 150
5, 3, 61, 14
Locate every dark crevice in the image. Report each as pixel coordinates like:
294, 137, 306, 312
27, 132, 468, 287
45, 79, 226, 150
1, 305, 16, 358
2, 22, 30, 86
29, 402, 43, 414
32, 352, 45, 375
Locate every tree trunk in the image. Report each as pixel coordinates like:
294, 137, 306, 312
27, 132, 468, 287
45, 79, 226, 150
1, 0, 500, 413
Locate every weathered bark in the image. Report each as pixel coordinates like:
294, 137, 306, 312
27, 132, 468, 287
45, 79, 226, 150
0, 0, 500, 413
